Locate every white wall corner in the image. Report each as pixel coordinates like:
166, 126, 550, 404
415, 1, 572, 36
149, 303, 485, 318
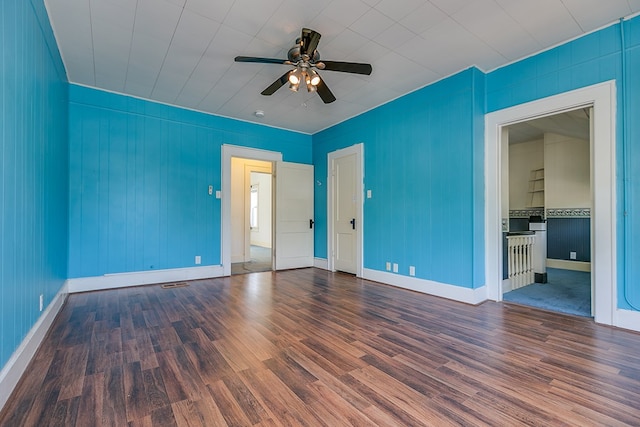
362, 268, 487, 305
613, 308, 640, 333
0, 283, 68, 412
314, 258, 329, 270
67, 265, 225, 293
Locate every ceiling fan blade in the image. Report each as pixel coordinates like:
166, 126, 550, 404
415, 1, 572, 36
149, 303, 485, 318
300, 28, 321, 56
235, 56, 289, 65
261, 71, 291, 96
320, 61, 372, 75
316, 76, 336, 104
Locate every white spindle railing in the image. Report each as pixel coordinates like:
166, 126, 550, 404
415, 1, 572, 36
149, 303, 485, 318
507, 235, 535, 289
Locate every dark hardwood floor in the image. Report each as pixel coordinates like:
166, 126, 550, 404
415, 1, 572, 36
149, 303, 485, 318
2, 268, 640, 426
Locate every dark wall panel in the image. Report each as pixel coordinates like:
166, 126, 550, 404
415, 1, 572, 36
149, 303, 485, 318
547, 218, 591, 261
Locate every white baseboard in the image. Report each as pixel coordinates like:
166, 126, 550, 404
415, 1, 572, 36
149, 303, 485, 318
314, 257, 329, 270
613, 308, 640, 332
362, 268, 487, 305
0, 281, 68, 412
251, 241, 271, 249
67, 265, 225, 293
502, 278, 513, 293
546, 259, 591, 272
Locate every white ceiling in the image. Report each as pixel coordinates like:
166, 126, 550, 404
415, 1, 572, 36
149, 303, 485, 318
44, 0, 640, 134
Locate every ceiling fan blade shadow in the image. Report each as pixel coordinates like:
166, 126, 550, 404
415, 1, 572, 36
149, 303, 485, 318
316, 76, 336, 104
300, 28, 321, 56
320, 61, 372, 75
261, 71, 292, 96
235, 56, 289, 65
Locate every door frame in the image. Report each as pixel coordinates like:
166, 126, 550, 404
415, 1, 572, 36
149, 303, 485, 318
222, 145, 282, 276
484, 81, 616, 326
244, 166, 272, 261
327, 143, 364, 277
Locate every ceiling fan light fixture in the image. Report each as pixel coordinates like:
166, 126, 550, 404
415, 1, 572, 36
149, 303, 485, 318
308, 69, 321, 86
288, 69, 302, 85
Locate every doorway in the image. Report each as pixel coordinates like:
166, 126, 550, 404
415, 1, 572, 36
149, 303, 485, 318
328, 143, 363, 276
501, 109, 593, 317
485, 81, 616, 326
221, 145, 315, 277
230, 158, 273, 275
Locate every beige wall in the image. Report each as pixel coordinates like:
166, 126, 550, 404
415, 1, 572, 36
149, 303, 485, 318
544, 132, 590, 209
231, 158, 272, 262
508, 133, 589, 211
509, 138, 544, 210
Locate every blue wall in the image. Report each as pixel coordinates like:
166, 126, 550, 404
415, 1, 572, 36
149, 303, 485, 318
68, 86, 311, 277
0, 0, 69, 368
313, 68, 486, 289
313, 16, 640, 310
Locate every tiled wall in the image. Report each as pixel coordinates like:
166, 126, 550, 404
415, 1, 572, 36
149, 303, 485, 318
0, 0, 69, 367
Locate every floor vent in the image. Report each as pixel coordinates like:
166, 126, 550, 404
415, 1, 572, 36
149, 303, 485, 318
161, 282, 189, 289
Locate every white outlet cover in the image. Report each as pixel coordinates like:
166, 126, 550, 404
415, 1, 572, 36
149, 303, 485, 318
195, 255, 201, 264
409, 266, 415, 276
385, 262, 391, 271
393, 263, 398, 273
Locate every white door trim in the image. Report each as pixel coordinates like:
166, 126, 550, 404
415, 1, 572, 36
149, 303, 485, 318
222, 145, 282, 276
485, 81, 617, 326
327, 143, 364, 277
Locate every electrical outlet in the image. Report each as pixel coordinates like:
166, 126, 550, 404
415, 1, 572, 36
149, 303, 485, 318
367, 190, 372, 199
409, 266, 415, 276
570, 251, 577, 260
385, 262, 391, 271
208, 185, 213, 195
39, 294, 44, 312
195, 255, 201, 265
393, 263, 398, 273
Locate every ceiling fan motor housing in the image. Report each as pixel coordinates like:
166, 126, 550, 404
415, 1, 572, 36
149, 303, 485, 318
288, 46, 320, 63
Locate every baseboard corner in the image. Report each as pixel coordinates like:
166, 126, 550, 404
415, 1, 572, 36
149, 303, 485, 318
314, 257, 329, 270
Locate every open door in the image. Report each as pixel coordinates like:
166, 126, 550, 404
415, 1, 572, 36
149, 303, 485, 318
275, 162, 314, 270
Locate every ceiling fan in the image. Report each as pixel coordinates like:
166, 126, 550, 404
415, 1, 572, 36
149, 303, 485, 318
235, 28, 373, 104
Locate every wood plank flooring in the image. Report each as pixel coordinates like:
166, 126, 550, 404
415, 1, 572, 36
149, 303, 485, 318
2, 268, 640, 426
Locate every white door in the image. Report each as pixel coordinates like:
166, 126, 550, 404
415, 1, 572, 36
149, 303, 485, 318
333, 153, 357, 273
275, 162, 314, 270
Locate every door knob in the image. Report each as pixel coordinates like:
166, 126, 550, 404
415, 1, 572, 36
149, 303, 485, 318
310, 219, 314, 229
350, 218, 356, 230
